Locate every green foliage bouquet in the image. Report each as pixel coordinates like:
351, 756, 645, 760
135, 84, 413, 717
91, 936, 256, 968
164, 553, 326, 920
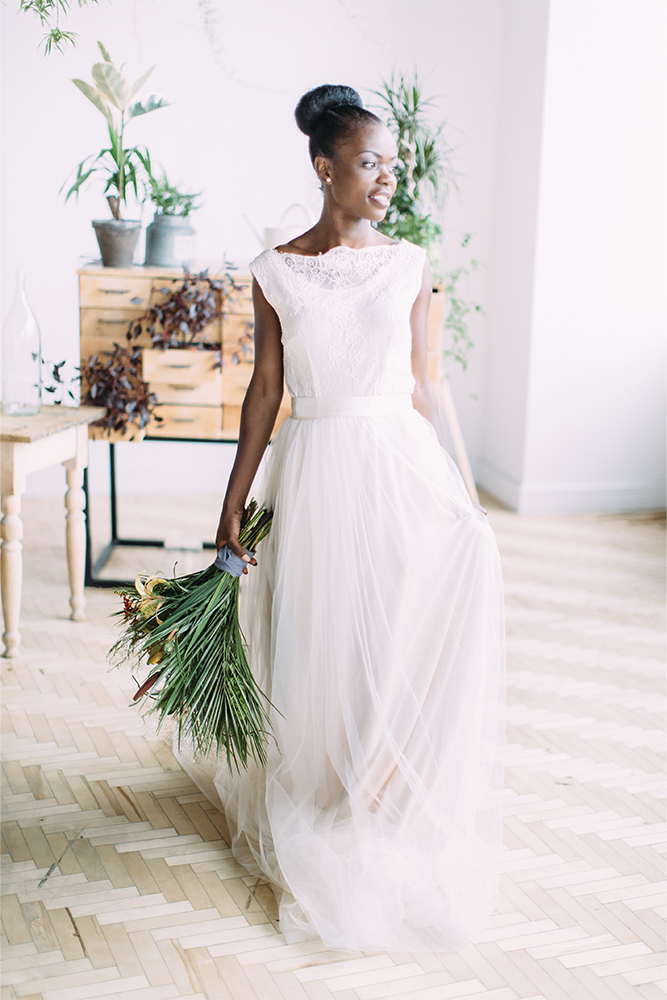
111, 501, 274, 770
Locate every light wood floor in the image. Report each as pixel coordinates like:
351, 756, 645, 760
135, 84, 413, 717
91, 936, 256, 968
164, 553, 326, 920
2, 493, 665, 1000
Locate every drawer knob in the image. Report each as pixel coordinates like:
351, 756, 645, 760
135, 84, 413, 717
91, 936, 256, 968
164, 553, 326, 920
101, 288, 131, 294
165, 363, 193, 369
173, 418, 196, 423
169, 384, 196, 390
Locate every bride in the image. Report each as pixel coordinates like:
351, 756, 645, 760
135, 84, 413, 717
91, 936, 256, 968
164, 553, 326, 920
176, 84, 505, 953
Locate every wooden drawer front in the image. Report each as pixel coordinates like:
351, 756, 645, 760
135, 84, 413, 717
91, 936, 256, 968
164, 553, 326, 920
81, 308, 147, 344
80, 275, 152, 309
427, 290, 444, 352
81, 335, 132, 364
222, 313, 254, 372
149, 405, 222, 439
226, 277, 253, 312
222, 372, 252, 406
221, 402, 291, 440
149, 379, 222, 406
143, 349, 221, 385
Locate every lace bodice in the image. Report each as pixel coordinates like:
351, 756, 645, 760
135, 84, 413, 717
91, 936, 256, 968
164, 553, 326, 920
249, 240, 426, 398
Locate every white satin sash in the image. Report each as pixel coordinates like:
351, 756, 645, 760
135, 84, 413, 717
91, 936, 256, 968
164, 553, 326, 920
291, 395, 414, 419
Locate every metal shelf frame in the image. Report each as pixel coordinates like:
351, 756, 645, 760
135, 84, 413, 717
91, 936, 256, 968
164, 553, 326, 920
83, 437, 236, 588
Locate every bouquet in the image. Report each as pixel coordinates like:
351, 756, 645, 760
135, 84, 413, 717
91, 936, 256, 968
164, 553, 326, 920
111, 500, 273, 770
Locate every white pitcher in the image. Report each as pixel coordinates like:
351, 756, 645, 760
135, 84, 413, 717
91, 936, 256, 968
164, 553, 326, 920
244, 204, 314, 250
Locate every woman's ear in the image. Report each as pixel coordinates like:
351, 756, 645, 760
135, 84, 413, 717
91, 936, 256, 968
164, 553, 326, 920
314, 156, 332, 187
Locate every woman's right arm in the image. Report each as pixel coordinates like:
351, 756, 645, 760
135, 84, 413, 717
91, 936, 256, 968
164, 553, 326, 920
215, 277, 284, 564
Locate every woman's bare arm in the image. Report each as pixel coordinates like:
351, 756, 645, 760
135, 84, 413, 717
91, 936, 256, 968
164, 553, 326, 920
215, 278, 285, 563
410, 257, 445, 445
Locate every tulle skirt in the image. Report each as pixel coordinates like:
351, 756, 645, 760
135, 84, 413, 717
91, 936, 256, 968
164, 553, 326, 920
175, 405, 505, 952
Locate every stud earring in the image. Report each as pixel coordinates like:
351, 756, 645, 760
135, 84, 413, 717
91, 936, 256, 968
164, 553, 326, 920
325, 178, 332, 183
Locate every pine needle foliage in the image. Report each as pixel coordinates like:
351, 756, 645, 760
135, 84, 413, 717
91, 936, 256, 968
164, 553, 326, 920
111, 501, 274, 770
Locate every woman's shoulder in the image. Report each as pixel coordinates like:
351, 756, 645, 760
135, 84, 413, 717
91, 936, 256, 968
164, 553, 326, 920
396, 238, 427, 258
248, 248, 278, 281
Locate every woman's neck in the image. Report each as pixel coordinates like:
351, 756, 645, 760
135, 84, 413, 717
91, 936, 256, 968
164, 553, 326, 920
281, 209, 393, 256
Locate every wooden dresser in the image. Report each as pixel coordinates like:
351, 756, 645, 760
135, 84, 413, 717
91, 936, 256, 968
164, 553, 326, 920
78, 264, 290, 440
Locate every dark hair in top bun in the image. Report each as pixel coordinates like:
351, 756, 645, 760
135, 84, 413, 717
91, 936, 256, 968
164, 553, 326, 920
295, 84, 382, 163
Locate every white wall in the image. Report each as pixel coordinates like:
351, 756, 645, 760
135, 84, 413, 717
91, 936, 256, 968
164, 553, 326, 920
2, 0, 506, 497
3, 0, 665, 512
479, 0, 666, 513
480, 0, 550, 507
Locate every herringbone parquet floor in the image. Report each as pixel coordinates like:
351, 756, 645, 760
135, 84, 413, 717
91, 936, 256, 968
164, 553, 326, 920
2, 493, 665, 1000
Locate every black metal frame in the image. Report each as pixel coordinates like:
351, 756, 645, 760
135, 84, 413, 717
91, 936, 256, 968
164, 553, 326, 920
83, 437, 234, 588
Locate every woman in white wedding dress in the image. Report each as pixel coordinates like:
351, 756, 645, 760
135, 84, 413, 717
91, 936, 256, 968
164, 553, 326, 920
176, 84, 505, 952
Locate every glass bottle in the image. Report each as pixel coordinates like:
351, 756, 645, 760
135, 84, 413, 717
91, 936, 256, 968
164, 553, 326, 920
2, 269, 41, 415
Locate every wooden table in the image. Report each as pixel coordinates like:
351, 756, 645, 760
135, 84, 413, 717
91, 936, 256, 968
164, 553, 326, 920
1, 405, 105, 657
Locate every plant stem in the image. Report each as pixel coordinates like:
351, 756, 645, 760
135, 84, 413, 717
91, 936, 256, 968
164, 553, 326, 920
118, 111, 125, 215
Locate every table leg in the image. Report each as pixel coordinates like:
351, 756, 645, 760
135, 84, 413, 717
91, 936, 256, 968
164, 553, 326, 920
64, 459, 86, 622
1, 492, 23, 657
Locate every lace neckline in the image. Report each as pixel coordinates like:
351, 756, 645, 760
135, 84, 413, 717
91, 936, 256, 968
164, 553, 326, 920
270, 240, 404, 260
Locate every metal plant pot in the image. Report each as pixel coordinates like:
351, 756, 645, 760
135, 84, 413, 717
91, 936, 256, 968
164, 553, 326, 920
92, 219, 142, 268
144, 214, 196, 268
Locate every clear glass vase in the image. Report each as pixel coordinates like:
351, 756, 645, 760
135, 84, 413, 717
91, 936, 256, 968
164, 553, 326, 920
2, 269, 42, 416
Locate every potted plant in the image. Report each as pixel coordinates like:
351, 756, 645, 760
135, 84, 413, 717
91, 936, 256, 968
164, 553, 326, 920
375, 74, 481, 501
63, 41, 169, 267
374, 73, 455, 273
144, 172, 201, 268
80, 344, 160, 440
374, 72, 480, 374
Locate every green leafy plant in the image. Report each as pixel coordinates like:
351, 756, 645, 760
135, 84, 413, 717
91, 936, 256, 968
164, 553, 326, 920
62, 41, 169, 220
375, 73, 482, 373
373, 72, 456, 261
19, 0, 100, 55
145, 173, 201, 216
443, 234, 484, 373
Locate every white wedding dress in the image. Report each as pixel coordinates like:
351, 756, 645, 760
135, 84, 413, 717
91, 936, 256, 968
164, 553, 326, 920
176, 239, 505, 952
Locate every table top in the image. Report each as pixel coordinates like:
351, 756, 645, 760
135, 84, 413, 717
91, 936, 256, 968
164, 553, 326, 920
1, 405, 106, 444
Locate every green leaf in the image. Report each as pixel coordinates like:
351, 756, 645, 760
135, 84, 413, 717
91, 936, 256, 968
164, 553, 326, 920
92, 60, 132, 110
128, 65, 155, 102
72, 78, 113, 126
127, 94, 170, 119
97, 40, 112, 63
63, 163, 96, 201
43, 28, 79, 55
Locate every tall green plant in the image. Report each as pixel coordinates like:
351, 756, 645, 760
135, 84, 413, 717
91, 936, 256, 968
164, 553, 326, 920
63, 42, 169, 220
443, 234, 483, 373
373, 72, 456, 257
19, 0, 100, 55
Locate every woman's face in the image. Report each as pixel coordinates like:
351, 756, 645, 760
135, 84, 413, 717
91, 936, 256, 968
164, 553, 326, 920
316, 122, 399, 222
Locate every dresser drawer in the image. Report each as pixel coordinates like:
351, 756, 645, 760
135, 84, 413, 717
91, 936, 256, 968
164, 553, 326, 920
142, 348, 221, 385
148, 405, 222, 439
149, 379, 222, 406
79, 274, 152, 309
80, 308, 146, 344
221, 372, 252, 406
222, 314, 254, 373
427, 290, 444, 352
226, 277, 253, 311
221, 393, 291, 438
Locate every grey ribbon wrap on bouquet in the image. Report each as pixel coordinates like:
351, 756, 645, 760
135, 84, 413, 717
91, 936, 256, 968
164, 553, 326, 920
214, 544, 254, 577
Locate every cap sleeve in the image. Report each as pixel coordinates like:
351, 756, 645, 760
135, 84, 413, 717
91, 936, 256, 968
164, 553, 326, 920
248, 249, 280, 312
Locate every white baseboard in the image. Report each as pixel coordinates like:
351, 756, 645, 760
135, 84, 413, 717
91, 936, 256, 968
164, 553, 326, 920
478, 461, 666, 514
